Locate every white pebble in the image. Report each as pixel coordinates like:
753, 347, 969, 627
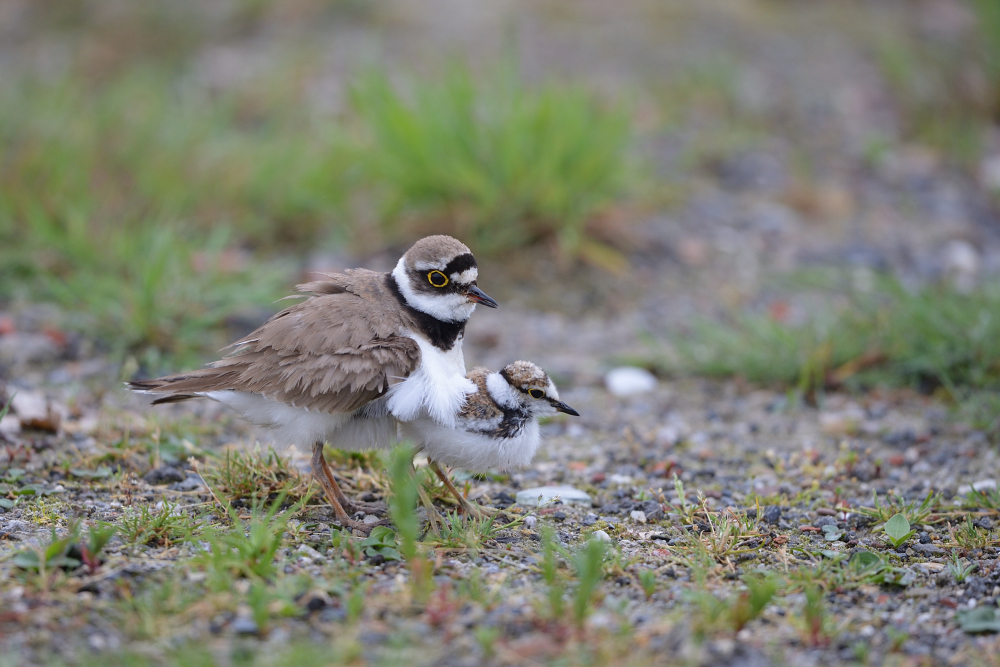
605, 367, 657, 397
958, 479, 997, 495
629, 510, 647, 524
516, 485, 592, 507
592, 530, 613, 543
524, 515, 537, 530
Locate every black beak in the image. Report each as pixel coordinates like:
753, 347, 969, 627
466, 285, 499, 308
551, 400, 580, 417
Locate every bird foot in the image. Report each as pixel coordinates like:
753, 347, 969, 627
343, 500, 388, 517
338, 516, 393, 536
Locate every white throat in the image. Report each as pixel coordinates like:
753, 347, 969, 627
392, 257, 476, 323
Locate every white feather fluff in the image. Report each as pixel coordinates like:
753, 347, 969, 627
399, 418, 540, 471
386, 334, 475, 427
205, 391, 395, 450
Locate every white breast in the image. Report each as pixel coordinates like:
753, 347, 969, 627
386, 334, 475, 427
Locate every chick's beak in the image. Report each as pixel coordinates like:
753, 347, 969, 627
466, 285, 499, 308
552, 400, 580, 417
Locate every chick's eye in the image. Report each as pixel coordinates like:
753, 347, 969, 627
427, 270, 449, 287
529, 389, 544, 399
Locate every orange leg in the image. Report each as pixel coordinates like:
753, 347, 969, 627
428, 460, 492, 517
311, 442, 386, 534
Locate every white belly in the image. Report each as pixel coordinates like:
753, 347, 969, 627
386, 334, 475, 428
206, 391, 396, 450
399, 417, 540, 472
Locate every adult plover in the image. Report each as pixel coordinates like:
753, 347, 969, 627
128, 235, 498, 531
399, 360, 579, 515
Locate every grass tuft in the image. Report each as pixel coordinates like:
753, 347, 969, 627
200, 446, 309, 506
672, 277, 1000, 406
349, 63, 635, 262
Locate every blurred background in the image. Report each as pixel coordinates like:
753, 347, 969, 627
2, 0, 1000, 431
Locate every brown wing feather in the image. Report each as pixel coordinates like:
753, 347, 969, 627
129, 270, 421, 414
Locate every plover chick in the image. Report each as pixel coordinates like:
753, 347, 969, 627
128, 235, 497, 532
399, 360, 579, 515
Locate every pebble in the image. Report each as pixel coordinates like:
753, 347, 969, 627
143, 466, 186, 486
0, 415, 20, 435
604, 367, 657, 397
592, 530, 613, 543
912, 544, 945, 556
231, 616, 259, 636
169, 474, 205, 492
523, 515, 537, 529
957, 480, 996, 496
515, 486, 592, 507
630, 510, 647, 524
762, 506, 782, 524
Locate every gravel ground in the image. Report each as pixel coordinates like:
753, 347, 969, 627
3, 291, 1000, 666
5, 1, 1000, 665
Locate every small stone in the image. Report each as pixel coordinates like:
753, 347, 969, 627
582, 512, 599, 526
553, 511, 567, 522
231, 617, 259, 636
11, 391, 59, 432
296, 544, 323, 560
0, 415, 20, 435
629, 510, 647, 524
912, 544, 945, 556
958, 480, 997, 496
516, 485, 591, 507
11, 391, 48, 423
362, 514, 381, 525
143, 466, 186, 486
762, 506, 782, 525
169, 474, 205, 492
981, 153, 1000, 190
523, 515, 537, 530
604, 367, 657, 397
592, 530, 613, 543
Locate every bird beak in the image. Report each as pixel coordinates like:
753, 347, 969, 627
551, 400, 580, 417
466, 286, 499, 308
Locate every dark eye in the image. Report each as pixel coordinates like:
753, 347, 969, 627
529, 389, 544, 399
427, 270, 449, 287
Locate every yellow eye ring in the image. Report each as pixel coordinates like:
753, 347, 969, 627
529, 389, 544, 399
427, 270, 449, 287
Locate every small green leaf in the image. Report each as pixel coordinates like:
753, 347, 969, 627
850, 551, 882, 569
822, 524, 844, 541
0, 499, 13, 509
360, 526, 396, 548
958, 607, 1000, 634
12, 551, 42, 569
884, 513, 911, 545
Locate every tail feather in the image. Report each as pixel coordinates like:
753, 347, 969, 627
127, 367, 242, 404
150, 394, 198, 405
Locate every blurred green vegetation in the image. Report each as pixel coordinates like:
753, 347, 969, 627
871, 0, 1000, 165
0, 59, 637, 364
670, 276, 1000, 434
349, 66, 634, 260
